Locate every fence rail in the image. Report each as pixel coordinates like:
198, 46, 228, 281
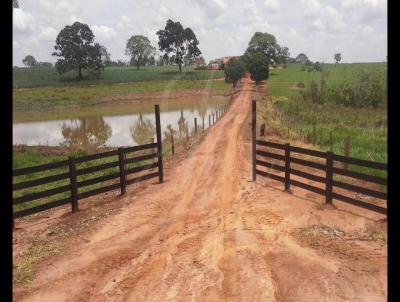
13, 105, 164, 227
251, 100, 387, 215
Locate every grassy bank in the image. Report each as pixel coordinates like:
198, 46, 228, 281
13, 66, 224, 88
13, 79, 229, 112
256, 62, 387, 178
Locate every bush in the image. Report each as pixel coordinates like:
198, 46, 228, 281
297, 81, 305, 88
299, 70, 387, 108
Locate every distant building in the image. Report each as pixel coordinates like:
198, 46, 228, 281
208, 58, 224, 70
208, 56, 242, 70
223, 56, 242, 65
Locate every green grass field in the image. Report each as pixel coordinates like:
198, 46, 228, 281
267, 63, 387, 96
13, 66, 224, 88
13, 79, 230, 113
259, 62, 387, 177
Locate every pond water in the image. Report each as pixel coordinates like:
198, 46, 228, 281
13, 102, 227, 148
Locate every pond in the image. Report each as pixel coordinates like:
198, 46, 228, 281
13, 101, 228, 149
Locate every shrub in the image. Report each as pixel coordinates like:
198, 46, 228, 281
297, 81, 305, 88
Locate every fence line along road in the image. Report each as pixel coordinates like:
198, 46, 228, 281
251, 100, 387, 215
13, 105, 164, 229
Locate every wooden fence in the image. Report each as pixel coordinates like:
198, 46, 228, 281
251, 100, 387, 215
13, 105, 164, 227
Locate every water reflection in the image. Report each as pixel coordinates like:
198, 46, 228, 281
13, 103, 227, 148
61, 117, 112, 150
177, 110, 188, 139
130, 113, 156, 145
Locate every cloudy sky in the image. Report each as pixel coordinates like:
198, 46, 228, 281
13, 0, 387, 66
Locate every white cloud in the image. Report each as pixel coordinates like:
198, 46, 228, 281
92, 25, 117, 41
13, 9, 34, 32
264, 0, 280, 11
39, 26, 57, 42
117, 15, 131, 29
12, 0, 387, 65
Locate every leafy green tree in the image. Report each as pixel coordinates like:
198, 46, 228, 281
100, 46, 111, 66
277, 46, 290, 65
22, 55, 37, 67
156, 19, 201, 72
224, 57, 245, 88
125, 35, 155, 70
246, 32, 279, 64
313, 61, 323, 72
37, 62, 53, 68
334, 53, 342, 64
296, 53, 309, 64
52, 22, 104, 79
245, 51, 269, 86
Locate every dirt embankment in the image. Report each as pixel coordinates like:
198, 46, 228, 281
13, 76, 386, 302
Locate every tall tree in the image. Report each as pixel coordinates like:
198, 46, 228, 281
100, 46, 111, 66
334, 53, 342, 64
296, 53, 309, 64
156, 19, 201, 72
52, 22, 104, 79
277, 46, 290, 65
224, 57, 245, 88
22, 55, 37, 67
125, 35, 155, 70
245, 51, 269, 86
246, 32, 280, 65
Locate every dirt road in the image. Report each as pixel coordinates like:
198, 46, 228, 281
14, 76, 387, 301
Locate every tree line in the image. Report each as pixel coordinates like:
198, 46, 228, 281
21, 19, 202, 79
224, 32, 343, 88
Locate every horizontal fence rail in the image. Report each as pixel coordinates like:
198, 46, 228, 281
251, 100, 387, 215
12, 105, 164, 228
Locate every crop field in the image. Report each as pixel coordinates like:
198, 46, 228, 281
256, 62, 387, 178
13, 65, 225, 88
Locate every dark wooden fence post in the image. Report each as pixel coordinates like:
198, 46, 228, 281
284, 143, 290, 191
194, 118, 197, 135
202, 116, 205, 131
325, 151, 333, 204
118, 147, 126, 195
252, 100, 257, 181
344, 136, 350, 170
151, 137, 155, 163
329, 131, 333, 152
155, 104, 164, 183
170, 128, 175, 155
68, 156, 78, 213
260, 123, 265, 136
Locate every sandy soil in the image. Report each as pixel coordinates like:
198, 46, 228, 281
13, 76, 387, 301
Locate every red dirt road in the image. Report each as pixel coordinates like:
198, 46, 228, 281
13, 76, 387, 301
